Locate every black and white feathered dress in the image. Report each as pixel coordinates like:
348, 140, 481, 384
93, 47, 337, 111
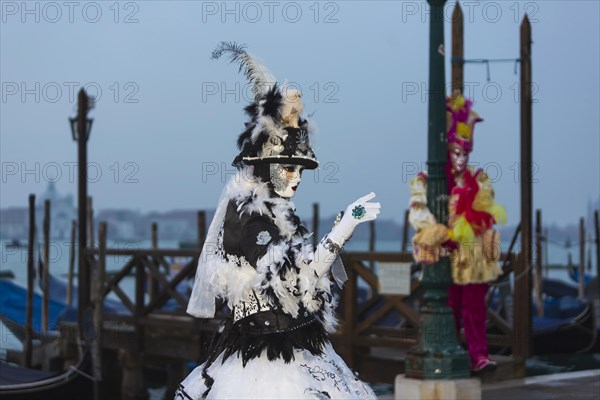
175, 179, 375, 400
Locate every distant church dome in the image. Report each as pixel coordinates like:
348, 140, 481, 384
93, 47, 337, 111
37, 182, 76, 240
39, 182, 60, 205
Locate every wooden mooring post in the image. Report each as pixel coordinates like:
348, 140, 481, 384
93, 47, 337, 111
42, 199, 51, 332
401, 209, 410, 253
93, 222, 107, 399
25, 194, 35, 368
313, 202, 319, 249
133, 237, 148, 399
149, 222, 159, 302
67, 219, 76, 307
451, 1, 464, 94
579, 217, 585, 298
544, 227, 549, 277
151, 222, 158, 249
513, 14, 533, 359
119, 252, 149, 400
595, 210, 600, 279
197, 211, 206, 248
534, 209, 543, 317
368, 220, 375, 270
119, 349, 148, 400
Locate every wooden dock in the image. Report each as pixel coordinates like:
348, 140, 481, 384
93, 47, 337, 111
50, 230, 529, 398
17, 187, 600, 399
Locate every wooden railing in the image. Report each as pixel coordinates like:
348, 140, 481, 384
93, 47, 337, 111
82, 225, 522, 371
86, 248, 200, 319
337, 252, 417, 368
336, 250, 521, 376
83, 240, 208, 358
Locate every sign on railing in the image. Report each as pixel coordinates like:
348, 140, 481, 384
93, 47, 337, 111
378, 262, 412, 296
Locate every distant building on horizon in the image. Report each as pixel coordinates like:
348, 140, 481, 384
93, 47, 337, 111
145, 210, 199, 241
0, 182, 76, 240
96, 209, 142, 241
0, 207, 28, 239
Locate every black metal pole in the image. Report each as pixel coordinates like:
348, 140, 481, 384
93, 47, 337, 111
77, 89, 90, 337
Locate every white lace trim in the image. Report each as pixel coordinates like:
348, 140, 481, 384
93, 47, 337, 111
233, 290, 272, 322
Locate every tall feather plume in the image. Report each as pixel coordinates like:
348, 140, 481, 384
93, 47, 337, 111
211, 41, 277, 100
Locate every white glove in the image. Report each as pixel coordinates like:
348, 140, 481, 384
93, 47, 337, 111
310, 193, 381, 279
328, 192, 381, 246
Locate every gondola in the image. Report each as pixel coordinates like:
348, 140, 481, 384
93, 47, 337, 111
532, 300, 598, 354
4, 239, 24, 249
0, 347, 93, 399
0, 262, 130, 341
530, 277, 599, 354
0, 264, 126, 398
0, 279, 66, 343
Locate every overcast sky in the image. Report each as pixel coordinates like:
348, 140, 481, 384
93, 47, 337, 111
1, 0, 599, 227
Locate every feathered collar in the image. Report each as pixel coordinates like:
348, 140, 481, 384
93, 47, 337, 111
223, 169, 307, 241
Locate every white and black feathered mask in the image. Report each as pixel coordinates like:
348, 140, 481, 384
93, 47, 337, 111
212, 42, 319, 170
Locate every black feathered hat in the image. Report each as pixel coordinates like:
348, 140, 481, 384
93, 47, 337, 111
212, 42, 319, 170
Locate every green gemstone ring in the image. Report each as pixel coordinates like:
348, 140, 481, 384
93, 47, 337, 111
352, 205, 366, 220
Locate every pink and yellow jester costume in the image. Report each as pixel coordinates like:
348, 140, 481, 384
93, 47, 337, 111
408, 93, 507, 372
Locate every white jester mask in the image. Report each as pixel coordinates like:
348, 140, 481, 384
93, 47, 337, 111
270, 164, 303, 198
449, 145, 469, 174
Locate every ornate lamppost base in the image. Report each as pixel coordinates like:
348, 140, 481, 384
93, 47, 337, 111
405, 257, 471, 380
395, 375, 482, 400
405, 351, 470, 380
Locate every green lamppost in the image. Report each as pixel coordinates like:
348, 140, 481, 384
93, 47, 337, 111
404, 0, 470, 380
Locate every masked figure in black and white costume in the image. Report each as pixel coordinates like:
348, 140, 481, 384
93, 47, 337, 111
176, 43, 380, 400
